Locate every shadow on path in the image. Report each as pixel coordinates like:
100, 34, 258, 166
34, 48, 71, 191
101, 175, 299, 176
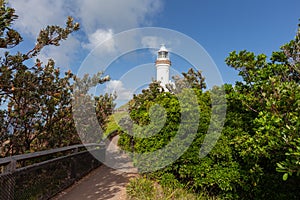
52, 135, 137, 200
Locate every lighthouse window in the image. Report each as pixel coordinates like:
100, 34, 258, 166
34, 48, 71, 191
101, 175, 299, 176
159, 52, 166, 58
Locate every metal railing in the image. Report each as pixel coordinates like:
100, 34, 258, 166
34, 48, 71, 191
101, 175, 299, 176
0, 143, 105, 200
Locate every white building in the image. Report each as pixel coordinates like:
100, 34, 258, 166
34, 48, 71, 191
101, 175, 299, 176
155, 45, 171, 90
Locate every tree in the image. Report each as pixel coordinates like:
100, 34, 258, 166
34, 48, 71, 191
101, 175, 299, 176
0, 2, 115, 156
0, 1, 22, 49
119, 25, 300, 198
275, 21, 300, 179
224, 20, 300, 198
72, 73, 115, 143
166, 68, 206, 93
119, 69, 249, 198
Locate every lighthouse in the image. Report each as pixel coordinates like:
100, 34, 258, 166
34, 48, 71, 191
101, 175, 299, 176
155, 44, 171, 89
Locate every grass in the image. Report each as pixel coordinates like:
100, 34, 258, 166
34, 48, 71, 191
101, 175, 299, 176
104, 110, 128, 137
126, 177, 156, 200
126, 177, 220, 200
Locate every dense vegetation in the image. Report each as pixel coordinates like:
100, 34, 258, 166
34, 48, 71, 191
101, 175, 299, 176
1, 1, 300, 199
0, 3, 115, 157
120, 23, 300, 199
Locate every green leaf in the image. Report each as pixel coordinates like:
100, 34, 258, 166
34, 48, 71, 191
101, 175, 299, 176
283, 173, 288, 181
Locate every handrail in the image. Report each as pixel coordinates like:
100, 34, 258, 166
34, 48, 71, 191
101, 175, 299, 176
0, 143, 103, 169
0, 143, 105, 200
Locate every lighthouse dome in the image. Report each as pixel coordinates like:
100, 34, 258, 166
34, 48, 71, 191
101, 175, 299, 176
158, 44, 168, 52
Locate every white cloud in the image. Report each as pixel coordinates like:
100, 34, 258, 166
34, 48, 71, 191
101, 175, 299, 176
10, 0, 163, 37
82, 29, 115, 53
142, 36, 162, 48
75, 0, 163, 33
8, 0, 163, 68
141, 36, 165, 56
9, 0, 67, 37
105, 80, 133, 100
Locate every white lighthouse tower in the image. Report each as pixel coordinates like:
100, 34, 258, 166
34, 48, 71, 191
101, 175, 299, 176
155, 44, 171, 89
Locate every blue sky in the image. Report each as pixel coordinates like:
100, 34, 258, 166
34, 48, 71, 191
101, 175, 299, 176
7, 0, 300, 104
157, 0, 300, 83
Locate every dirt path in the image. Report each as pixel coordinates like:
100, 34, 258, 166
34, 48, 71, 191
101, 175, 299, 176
52, 136, 137, 200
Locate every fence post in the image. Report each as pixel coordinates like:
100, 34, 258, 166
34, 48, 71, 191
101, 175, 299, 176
4, 158, 16, 173
2, 158, 16, 200
71, 147, 79, 180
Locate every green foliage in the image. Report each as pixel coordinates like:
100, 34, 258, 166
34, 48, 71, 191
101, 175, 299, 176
225, 25, 300, 179
222, 22, 300, 198
277, 138, 300, 179
121, 32, 300, 198
121, 70, 241, 198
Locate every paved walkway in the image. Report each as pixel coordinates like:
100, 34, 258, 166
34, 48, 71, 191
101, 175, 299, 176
52, 136, 137, 200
